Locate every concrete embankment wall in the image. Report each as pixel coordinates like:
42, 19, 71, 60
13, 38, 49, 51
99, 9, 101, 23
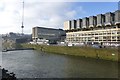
21, 44, 119, 62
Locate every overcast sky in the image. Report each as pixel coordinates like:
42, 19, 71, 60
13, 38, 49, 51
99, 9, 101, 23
0, 0, 119, 34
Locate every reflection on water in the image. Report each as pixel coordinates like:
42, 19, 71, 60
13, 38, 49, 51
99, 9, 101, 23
2, 50, 119, 78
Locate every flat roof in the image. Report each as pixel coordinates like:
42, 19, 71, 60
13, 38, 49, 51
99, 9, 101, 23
33, 26, 64, 31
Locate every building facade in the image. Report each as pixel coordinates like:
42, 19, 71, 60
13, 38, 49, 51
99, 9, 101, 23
66, 28, 120, 46
64, 10, 120, 46
32, 27, 66, 44
64, 21, 71, 30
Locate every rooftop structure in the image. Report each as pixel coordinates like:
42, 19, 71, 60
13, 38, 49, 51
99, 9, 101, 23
89, 16, 97, 28
82, 17, 89, 29
96, 14, 105, 27
64, 10, 120, 46
76, 19, 82, 29
104, 12, 115, 26
114, 10, 120, 25
71, 20, 77, 30
64, 21, 71, 30
64, 10, 120, 31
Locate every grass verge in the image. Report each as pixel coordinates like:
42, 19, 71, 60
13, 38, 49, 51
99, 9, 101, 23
21, 44, 119, 62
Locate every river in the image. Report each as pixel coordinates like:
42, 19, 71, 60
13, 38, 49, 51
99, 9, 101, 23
1, 50, 119, 78
0, 35, 119, 78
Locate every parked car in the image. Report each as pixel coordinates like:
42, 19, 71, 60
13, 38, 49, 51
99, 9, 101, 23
91, 44, 102, 48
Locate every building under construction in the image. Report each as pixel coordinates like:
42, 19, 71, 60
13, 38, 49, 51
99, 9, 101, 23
64, 10, 120, 46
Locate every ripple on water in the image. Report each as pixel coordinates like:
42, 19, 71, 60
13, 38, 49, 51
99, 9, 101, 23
2, 50, 119, 78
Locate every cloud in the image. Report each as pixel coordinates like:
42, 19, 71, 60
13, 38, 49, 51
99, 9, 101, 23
65, 10, 77, 18
0, 0, 86, 34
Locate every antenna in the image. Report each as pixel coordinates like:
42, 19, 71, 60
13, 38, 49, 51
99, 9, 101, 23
21, 0, 24, 35
118, 1, 120, 10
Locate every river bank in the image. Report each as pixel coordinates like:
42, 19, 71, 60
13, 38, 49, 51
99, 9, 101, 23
0, 67, 17, 80
21, 44, 119, 62
2, 48, 34, 52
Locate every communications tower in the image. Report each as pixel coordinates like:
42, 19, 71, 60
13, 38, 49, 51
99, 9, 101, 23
21, 0, 24, 35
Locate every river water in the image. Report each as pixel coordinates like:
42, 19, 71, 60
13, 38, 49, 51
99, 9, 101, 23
0, 35, 119, 78
1, 50, 119, 78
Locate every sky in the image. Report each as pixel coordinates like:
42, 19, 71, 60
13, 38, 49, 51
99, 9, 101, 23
0, 0, 119, 34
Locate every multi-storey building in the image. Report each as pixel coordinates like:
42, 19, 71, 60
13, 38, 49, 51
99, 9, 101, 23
32, 27, 66, 44
64, 10, 120, 46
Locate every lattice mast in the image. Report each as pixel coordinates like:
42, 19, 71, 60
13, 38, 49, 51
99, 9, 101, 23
21, 0, 24, 35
